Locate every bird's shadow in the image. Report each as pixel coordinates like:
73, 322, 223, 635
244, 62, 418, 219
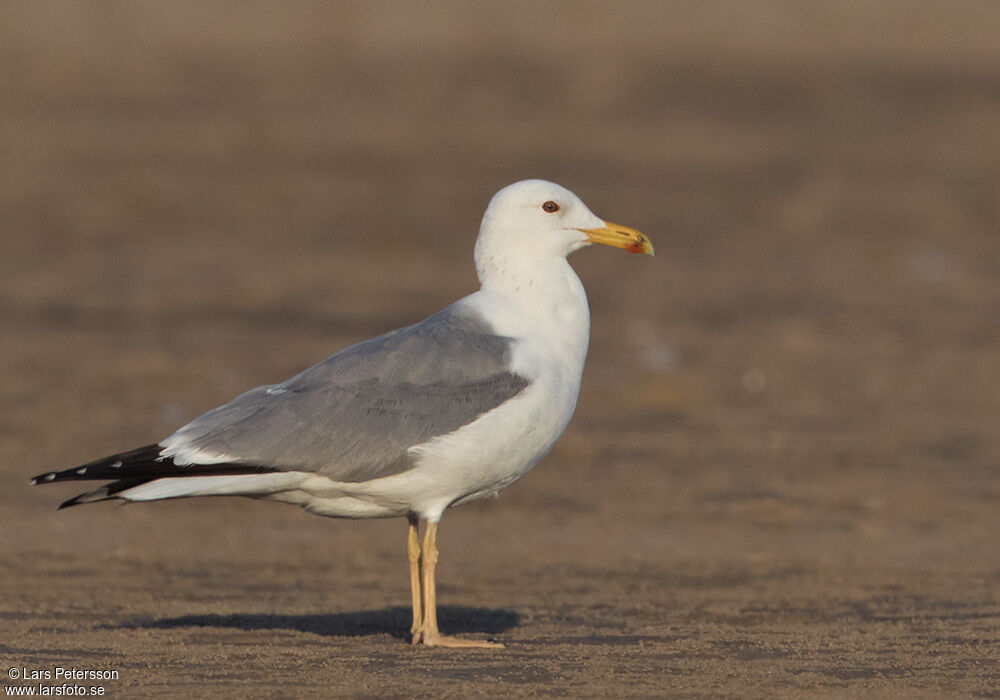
116, 606, 518, 640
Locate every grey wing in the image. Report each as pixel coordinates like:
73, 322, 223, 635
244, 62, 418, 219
159, 303, 530, 482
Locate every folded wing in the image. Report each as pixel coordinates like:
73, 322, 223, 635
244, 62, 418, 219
33, 302, 531, 506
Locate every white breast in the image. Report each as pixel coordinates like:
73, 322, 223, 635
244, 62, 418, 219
344, 261, 591, 520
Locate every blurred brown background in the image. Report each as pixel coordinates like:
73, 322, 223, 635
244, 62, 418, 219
2, 1, 999, 696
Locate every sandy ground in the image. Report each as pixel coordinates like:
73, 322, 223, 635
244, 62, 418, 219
2, 2, 999, 697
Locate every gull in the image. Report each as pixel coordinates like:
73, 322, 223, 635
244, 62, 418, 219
31, 179, 654, 648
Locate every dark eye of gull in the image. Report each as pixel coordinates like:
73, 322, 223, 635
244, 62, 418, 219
541, 200, 560, 213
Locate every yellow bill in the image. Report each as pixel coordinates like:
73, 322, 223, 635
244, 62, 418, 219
578, 222, 654, 256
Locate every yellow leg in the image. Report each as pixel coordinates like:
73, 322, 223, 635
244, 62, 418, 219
406, 515, 423, 642
416, 520, 504, 649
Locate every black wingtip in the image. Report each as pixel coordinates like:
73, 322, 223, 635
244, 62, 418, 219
33, 443, 276, 488
58, 485, 117, 510
37, 443, 279, 511
58, 493, 90, 509
30, 444, 165, 485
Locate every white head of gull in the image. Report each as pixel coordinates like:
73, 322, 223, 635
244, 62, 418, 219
32, 179, 653, 648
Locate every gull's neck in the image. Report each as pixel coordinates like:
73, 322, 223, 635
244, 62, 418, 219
477, 254, 584, 309
472, 253, 591, 375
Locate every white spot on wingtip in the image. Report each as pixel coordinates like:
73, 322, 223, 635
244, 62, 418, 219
28, 478, 37, 485
111, 461, 123, 468
45, 473, 56, 481
76, 467, 87, 475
